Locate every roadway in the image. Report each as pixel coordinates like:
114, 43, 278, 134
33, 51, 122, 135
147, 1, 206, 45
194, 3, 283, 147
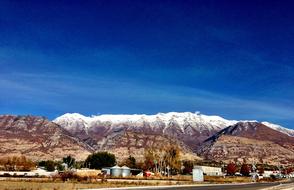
144, 182, 283, 190
87, 182, 294, 190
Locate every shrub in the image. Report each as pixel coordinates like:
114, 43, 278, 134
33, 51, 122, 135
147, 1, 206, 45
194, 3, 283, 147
59, 171, 77, 182
226, 163, 237, 176
240, 164, 251, 176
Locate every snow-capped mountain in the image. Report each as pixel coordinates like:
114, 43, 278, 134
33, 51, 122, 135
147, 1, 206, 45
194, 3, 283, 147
53, 112, 238, 134
1, 112, 293, 163
54, 112, 294, 137
54, 112, 238, 133
53, 112, 294, 162
261, 122, 294, 137
54, 112, 239, 152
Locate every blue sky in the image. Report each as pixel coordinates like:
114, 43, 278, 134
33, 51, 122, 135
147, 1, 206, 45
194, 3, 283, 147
0, 0, 294, 128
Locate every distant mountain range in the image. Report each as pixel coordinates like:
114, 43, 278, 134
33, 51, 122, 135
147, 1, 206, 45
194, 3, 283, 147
0, 112, 293, 165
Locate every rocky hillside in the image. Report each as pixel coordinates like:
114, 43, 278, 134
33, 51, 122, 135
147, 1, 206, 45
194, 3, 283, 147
0, 115, 93, 161
53, 112, 238, 151
198, 122, 294, 165
96, 130, 201, 162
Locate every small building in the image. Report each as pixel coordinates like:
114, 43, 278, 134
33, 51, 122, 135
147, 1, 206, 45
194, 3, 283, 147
130, 168, 142, 176
263, 170, 281, 178
193, 167, 204, 182
194, 166, 222, 176
101, 167, 111, 175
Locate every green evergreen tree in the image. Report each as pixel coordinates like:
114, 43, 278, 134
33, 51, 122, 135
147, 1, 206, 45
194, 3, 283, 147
84, 152, 116, 169
62, 155, 75, 168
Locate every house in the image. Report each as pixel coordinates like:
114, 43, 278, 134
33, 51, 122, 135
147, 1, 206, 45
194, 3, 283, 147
194, 165, 222, 176
263, 170, 281, 178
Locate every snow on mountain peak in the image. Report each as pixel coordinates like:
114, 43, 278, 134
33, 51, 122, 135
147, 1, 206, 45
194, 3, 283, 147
53, 112, 293, 136
55, 112, 230, 126
261, 122, 294, 137
54, 112, 236, 132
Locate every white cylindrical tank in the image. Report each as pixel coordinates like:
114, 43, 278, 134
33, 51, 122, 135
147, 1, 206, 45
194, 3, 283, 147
121, 166, 131, 177
110, 165, 122, 177
193, 167, 204, 182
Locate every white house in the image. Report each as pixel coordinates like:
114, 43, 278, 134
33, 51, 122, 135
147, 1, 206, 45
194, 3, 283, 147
263, 170, 281, 178
194, 166, 222, 176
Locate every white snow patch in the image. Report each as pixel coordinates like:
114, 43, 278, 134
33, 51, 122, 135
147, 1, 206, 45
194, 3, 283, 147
53, 112, 293, 136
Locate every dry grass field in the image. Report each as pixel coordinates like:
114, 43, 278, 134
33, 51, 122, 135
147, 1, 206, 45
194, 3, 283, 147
0, 178, 192, 190
0, 181, 149, 190
0, 176, 268, 190
204, 176, 252, 183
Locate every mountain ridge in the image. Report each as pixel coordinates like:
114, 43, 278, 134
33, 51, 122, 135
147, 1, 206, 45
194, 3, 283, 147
54, 112, 294, 137
1, 112, 293, 165
53, 112, 239, 152
0, 115, 93, 161
198, 122, 294, 165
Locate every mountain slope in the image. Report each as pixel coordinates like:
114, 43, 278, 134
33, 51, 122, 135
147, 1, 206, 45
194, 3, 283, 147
1, 112, 293, 164
54, 112, 294, 149
198, 122, 294, 165
96, 130, 201, 162
54, 112, 238, 151
0, 115, 93, 161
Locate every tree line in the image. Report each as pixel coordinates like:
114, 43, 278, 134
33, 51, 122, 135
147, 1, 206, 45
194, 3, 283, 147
1, 151, 292, 177
0, 156, 35, 171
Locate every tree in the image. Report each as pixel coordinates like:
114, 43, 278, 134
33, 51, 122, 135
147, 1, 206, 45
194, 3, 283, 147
56, 163, 65, 171
75, 161, 84, 169
38, 160, 55, 171
84, 152, 116, 169
240, 164, 251, 176
143, 148, 157, 170
63, 155, 76, 169
19, 156, 35, 171
226, 163, 237, 176
144, 145, 181, 175
0, 156, 35, 171
124, 156, 136, 168
164, 146, 181, 173
182, 160, 194, 174
258, 165, 264, 175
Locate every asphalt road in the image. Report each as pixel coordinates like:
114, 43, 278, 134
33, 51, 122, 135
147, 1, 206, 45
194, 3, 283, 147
124, 182, 287, 190
96, 182, 294, 190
